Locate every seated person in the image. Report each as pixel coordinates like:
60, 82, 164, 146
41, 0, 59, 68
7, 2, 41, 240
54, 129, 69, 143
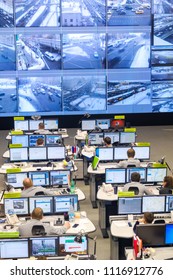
19, 207, 70, 236
123, 172, 153, 196
34, 122, 50, 134
117, 148, 140, 168
36, 138, 44, 146
21, 178, 52, 197
133, 212, 154, 234
103, 137, 112, 147
159, 176, 173, 194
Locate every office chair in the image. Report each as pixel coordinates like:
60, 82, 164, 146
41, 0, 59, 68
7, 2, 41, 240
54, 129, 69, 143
128, 186, 139, 195
153, 219, 165, 224
35, 191, 45, 196
127, 164, 137, 167
32, 225, 46, 236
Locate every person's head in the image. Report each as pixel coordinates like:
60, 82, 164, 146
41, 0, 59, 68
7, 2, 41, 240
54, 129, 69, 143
23, 178, 33, 189
127, 148, 135, 158
36, 138, 44, 146
104, 137, 112, 147
31, 207, 43, 220
131, 172, 140, 182
163, 176, 173, 188
143, 212, 154, 224
38, 122, 45, 130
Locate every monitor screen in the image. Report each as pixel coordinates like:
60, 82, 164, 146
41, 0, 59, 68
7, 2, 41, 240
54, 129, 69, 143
29, 135, 45, 147
136, 224, 165, 246
9, 147, 28, 162
119, 132, 136, 144
14, 120, 29, 131
133, 146, 150, 160
126, 167, 147, 183
29, 120, 41, 131
4, 198, 29, 216
165, 224, 173, 245
96, 119, 110, 130
6, 172, 28, 188
95, 147, 114, 161
165, 195, 173, 212
29, 196, 54, 215
0, 239, 29, 259
104, 132, 120, 144
47, 146, 65, 160
114, 147, 129, 160
118, 197, 142, 215
50, 170, 70, 186
142, 195, 165, 213
81, 120, 95, 131
110, 119, 125, 129
58, 235, 88, 256
46, 134, 62, 145
53, 195, 78, 214
146, 167, 167, 183
11, 135, 29, 147
88, 132, 103, 146
44, 119, 58, 130
105, 168, 126, 184
29, 237, 58, 257
28, 147, 47, 161
28, 171, 50, 187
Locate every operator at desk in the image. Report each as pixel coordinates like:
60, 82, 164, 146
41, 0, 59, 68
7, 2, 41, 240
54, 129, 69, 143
34, 122, 51, 134
159, 175, 173, 194
117, 148, 140, 168
123, 172, 153, 196
19, 207, 70, 236
21, 178, 52, 197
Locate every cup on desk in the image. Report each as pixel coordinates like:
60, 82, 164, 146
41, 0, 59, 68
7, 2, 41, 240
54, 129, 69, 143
128, 214, 133, 222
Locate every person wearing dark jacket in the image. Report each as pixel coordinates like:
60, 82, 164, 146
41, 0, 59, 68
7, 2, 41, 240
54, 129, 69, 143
159, 176, 173, 194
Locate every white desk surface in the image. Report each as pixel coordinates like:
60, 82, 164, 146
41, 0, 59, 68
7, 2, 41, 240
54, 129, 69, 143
125, 247, 173, 260
81, 150, 95, 159
75, 135, 86, 141
6, 132, 69, 141
48, 188, 85, 201
97, 188, 118, 201
111, 220, 134, 238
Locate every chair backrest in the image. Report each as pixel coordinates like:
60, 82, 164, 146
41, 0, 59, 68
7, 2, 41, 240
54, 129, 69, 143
35, 191, 45, 196
32, 225, 46, 236
154, 219, 165, 224
128, 186, 139, 195
127, 164, 136, 167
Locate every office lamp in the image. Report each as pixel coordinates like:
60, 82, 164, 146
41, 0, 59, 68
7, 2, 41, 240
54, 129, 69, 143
74, 230, 97, 260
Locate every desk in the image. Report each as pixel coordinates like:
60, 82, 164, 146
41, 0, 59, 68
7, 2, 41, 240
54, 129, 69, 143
125, 247, 173, 260
6, 131, 69, 141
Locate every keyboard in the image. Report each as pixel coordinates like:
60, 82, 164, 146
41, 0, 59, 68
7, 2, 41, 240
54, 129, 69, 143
32, 163, 56, 167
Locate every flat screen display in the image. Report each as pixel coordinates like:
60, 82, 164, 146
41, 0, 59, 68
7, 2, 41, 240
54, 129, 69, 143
11, 135, 29, 147
146, 167, 167, 183
7, 172, 28, 188
95, 147, 114, 161
136, 224, 165, 246
29, 135, 45, 147
81, 120, 96, 131
44, 119, 58, 130
58, 235, 88, 256
29, 196, 54, 215
118, 197, 142, 215
14, 120, 29, 131
28, 147, 47, 161
165, 195, 173, 213
142, 195, 165, 213
28, 171, 50, 187
0, 239, 29, 259
53, 195, 78, 214
50, 170, 70, 186
105, 168, 126, 184
126, 167, 146, 183
104, 132, 120, 144
46, 134, 62, 145
119, 132, 136, 144
88, 132, 104, 146
29, 237, 58, 257
165, 224, 173, 245
9, 147, 28, 162
29, 120, 41, 131
4, 197, 29, 216
47, 146, 65, 160
96, 119, 110, 130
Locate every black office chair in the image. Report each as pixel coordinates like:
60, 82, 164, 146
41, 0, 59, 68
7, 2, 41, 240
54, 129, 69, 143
127, 164, 137, 167
153, 219, 165, 224
35, 191, 45, 196
32, 225, 46, 236
128, 186, 139, 195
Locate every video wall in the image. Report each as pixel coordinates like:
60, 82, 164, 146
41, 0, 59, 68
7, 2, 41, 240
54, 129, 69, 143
0, 0, 172, 116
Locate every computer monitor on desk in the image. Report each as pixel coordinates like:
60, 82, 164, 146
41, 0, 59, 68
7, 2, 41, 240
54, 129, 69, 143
29, 134, 45, 146
146, 167, 167, 184
136, 224, 165, 246
105, 168, 126, 184
96, 119, 110, 130
118, 197, 142, 215
6, 172, 28, 188
11, 135, 29, 147
47, 146, 65, 160
58, 235, 88, 256
119, 132, 136, 144
142, 195, 165, 213
29, 196, 54, 215
14, 120, 29, 131
165, 195, 173, 212
44, 119, 58, 130
4, 197, 29, 216
95, 147, 114, 161
81, 119, 95, 131
126, 167, 146, 183
28, 171, 50, 187
29, 120, 41, 131
114, 146, 150, 161
104, 132, 120, 144
50, 170, 70, 187
165, 224, 173, 245
0, 239, 29, 259
28, 147, 47, 161
9, 147, 28, 162
53, 194, 78, 214
46, 134, 62, 145
88, 132, 103, 146
29, 236, 58, 257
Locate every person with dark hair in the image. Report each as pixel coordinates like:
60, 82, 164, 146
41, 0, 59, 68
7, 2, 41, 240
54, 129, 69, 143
133, 212, 154, 234
159, 176, 173, 194
118, 148, 140, 168
36, 137, 44, 146
21, 178, 52, 197
34, 122, 50, 134
103, 136, 112, 147
123, 172, 153, 195
19, 207, 70, 236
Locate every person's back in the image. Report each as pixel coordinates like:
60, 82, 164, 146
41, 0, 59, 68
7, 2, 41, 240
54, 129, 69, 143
117, 148, 140, 168
133, 212, 154, 234
159, 175, 173, 194
34, 122, 50, 134
123, 172, 153, 196
21, 178, 52, 197
103, 137, 112, 147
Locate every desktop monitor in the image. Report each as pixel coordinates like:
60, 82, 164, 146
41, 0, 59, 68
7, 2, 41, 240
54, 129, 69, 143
81, 120, 95, 131
104, 132, 120, 145
126, 167, 147, 183
110, 119, 125, 129
146, 167, 167, 184
45, 134, 62, 145
44, 119, 58, 130
165, 224, 173, 245
0, 239, 29, 259
88, 132, 103, 146
11, 135, 29, 147
119, 132, 136, 144
29, 236, 58, 257
118, 197, 142, 215
96, 119, 110, 130
28, 171, 50, 187
142, 195, 165, 213
50, 170, 70, 187
29, 120, 41, 131
114, 147, 129, 160
28, 147, 47, 161
4, 197, 29, 216
29, 196, 54, 215
91, 156, 99, 170
58, 235, 88, 256
6, 172, 28, 188
9, 147, 28, 162
105, 168, 126, 184
29, 134, 45, 147
47, 146, 65, 160
53, 194, 78, 214
136, 224, 165, 246
14, 120, 29, 131
95, 147, 114, 161
165, 195, 173, 212
133, 146, 150, 160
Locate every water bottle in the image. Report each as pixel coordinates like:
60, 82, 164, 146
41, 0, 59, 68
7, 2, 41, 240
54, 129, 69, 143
68, 204, 75, 222
70, 179, 75, 194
